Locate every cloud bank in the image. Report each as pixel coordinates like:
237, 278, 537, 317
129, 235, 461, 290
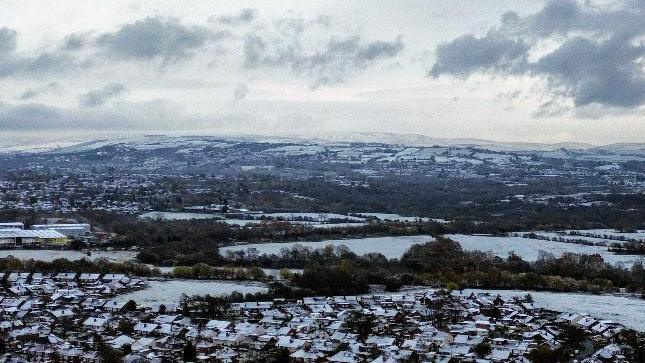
431, 0, 645, 110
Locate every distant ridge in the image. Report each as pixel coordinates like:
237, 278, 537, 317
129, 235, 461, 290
2, 132, 645, 160
310, 132, 596, 151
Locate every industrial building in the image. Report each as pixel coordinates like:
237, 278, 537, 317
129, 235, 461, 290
0, 229, 68, 246
30, 223, 91, 237
0, 222, 24, 229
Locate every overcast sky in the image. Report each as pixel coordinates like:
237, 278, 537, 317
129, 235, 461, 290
1, 0, 644, 145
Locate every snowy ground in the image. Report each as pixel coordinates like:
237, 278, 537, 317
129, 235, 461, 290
458, 289, 645, 331
116, 279, 268, 306
139, 211, 222, 220
220, 235, 434, 259
447, 234, 644, 267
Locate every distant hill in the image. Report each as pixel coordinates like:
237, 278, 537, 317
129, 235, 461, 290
2, 132, 645, 161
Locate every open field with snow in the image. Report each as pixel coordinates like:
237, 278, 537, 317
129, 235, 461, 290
116, 279, 268, 306
447, 234, 644, 267
459, 289, 645, 331
220, 235, 434, 259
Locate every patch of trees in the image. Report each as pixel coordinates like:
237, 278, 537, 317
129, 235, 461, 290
221, 238, 645, 295
0, 256, 161, 276
170, 263, 266, 281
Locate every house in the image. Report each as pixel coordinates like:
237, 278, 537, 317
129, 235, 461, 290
110, 335, 135, 349
79, 273, 101, 283
134, 322, 159, 336
83, 317, 110, 330
54, 273, 77, 282
103, 299, 128, 312
205, 320, 232, 331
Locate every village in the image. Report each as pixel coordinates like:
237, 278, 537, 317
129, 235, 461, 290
0, 269, 638, 362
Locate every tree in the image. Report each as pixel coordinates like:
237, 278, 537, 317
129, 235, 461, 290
121, 344, 132, 355
474, 341, 492, 358
70, 239, 85, 250
183, 341, 197, 362
269, 348, 291, 363
96, 335, 123, 363
344, 311, 376, 340
529, 345, 562, 363
124, 300, 137, 312
118, 319, 134, 334
59, 317, 75, 338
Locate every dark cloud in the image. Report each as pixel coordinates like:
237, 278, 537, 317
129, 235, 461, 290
431, 0, 645, 110
533, 35, 645, 107
210, 8, 257, 26
243, 16, 404, 88
79, 83, 128, 108
430, 33, 528, 78
18, 82, 62, 100
97, 17, 209, 64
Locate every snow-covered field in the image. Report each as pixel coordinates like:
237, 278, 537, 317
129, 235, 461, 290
256, 212, 364, 222
566, 229, 645, 243
0, 249, 137, 262
116, 279, 268, 306
513, 229, 645, 245
512, 231, 613, 246
139, 211, 222, 220
139, 211, 369, 227
459, 289, 645, 331
220, 235, 434, 259
447, 234, 644, 267
354, 212, 447, 223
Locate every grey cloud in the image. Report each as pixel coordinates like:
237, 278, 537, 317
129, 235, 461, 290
533, 35, 645, 107
0, 99, 200, 131
296, 36, 404, 87
0, 103, 60, 128
211, 8, 257, 26
531, 101, 570, 118
233, 83, 249, 103
0, 51, 76, 79
0, 28, 17, 55
79, 83, 128, 108
97, 17, 209, 64
243, 17, 404, 87
0, 27, 79, 78
242, 35, 266, 68
63, 33, 88, 51
18, 82, 62, 100
430, 33, 528, 78
431, 0, 645, 110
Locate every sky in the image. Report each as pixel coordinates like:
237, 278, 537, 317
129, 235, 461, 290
0, 0, 644, 145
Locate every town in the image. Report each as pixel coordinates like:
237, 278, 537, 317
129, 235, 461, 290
0, 269, 638, 362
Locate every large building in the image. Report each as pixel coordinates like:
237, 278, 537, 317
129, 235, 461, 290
0, 229, 68, 246
0, 222, 24, 229
30, 223, 91, 237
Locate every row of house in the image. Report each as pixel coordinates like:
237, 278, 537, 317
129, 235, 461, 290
0, 272, 638, 362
